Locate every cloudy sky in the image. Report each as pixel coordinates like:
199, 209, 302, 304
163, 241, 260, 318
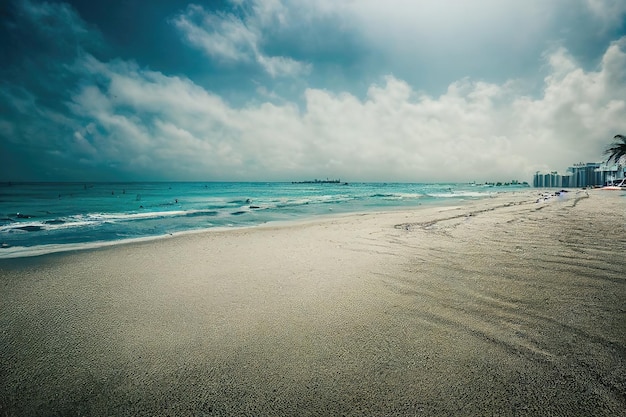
1, 0, 625, 182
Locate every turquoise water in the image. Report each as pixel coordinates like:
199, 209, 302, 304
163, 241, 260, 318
0, 182, 527, 258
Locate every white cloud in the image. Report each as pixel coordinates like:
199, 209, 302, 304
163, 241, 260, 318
3, 0, 624, 181
167, 0, 625, 96
172, 3, 310, 78
300, 0, 558, 53
58, 37, 626, 181
256, 55, 311, 78
173, 5, 257, 63
245, 0, 289, 26
20, 0, 89, 37
585, 0, 626, 28
12, 0, 103, 55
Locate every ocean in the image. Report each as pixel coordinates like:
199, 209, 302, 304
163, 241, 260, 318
0, 181, 528, 258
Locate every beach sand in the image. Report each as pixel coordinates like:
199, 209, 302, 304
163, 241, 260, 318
1, 190, 624, 416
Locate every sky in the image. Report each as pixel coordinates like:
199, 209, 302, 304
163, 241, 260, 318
1, 0, 625, 182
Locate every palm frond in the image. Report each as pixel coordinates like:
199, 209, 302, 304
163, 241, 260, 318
604, 134, 626, 164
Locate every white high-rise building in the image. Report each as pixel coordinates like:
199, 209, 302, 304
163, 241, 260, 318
534, 162, 625, 188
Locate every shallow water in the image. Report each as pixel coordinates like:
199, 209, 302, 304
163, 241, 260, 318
0, 181, 527, 257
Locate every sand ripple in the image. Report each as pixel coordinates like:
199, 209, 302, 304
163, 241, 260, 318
0, 190, 624, 416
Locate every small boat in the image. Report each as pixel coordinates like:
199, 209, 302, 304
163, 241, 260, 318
601, 178, 626, 190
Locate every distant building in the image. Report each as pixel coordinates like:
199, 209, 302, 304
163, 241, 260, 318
533, 171, 569, 188
567, 162, 601, 188
592, 162, 625, 186
533, 162, 625, 188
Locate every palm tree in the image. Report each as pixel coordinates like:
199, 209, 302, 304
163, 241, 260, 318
604, 134, 626, 165
604, 134, 626, 185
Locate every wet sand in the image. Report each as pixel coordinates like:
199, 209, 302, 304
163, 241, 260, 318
1, 190, 624, 416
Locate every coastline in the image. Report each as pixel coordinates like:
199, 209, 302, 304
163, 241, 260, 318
0, 182, 529, 260
0, 189, 505, 260
1, 189, 624, 416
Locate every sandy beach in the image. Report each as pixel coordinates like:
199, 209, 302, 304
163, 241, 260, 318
1, 189, 624, 416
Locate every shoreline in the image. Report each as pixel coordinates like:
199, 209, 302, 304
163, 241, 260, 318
1, 189, 624, 416
0, 190, 531, 260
